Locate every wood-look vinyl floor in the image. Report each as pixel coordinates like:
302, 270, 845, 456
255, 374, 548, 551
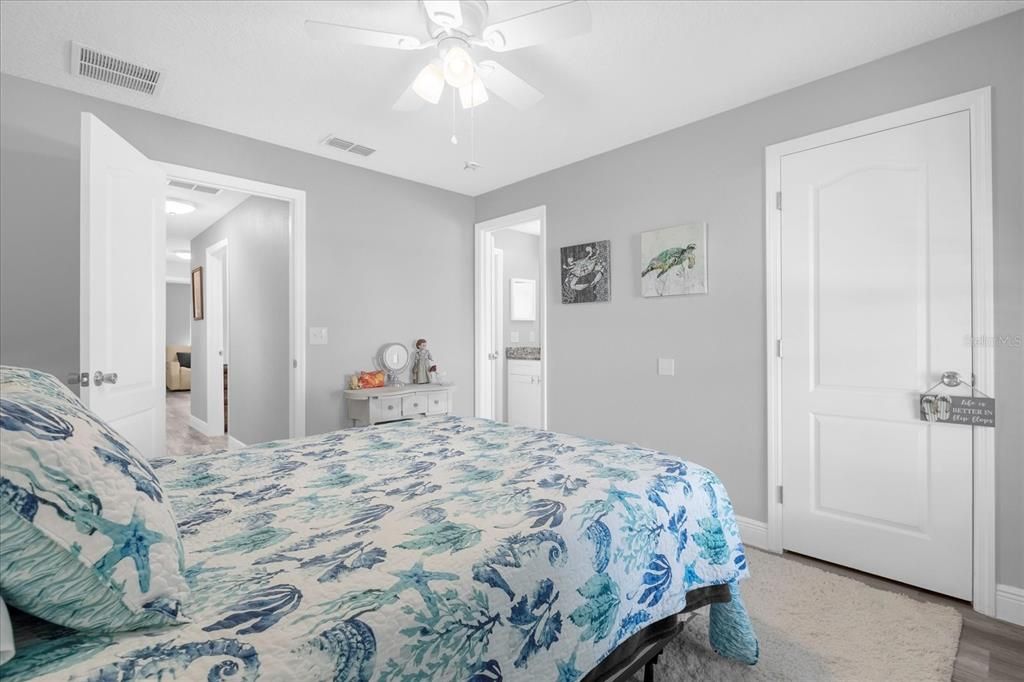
783, 552, 1024, 681
165, 389, 227, 458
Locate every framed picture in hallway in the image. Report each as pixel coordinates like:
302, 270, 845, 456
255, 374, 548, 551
640, 222, 708, 297
191, 266, 204, 320
560, 240, 610, 303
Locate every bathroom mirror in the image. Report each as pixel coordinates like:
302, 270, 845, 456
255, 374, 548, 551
377, 342, 410, 385
510, 278, 537, 321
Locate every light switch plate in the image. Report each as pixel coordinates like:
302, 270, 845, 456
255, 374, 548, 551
309, 327, 328, 345
658, 358, 675, 376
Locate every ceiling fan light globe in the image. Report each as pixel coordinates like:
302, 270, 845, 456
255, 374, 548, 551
411, 62, 446, 104
442, 45, 476, 88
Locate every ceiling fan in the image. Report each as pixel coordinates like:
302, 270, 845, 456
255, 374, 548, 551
305, 0, 592, 112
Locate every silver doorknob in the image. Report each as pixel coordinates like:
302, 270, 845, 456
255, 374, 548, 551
93, 371, 118, 386
941, 371, 964, 387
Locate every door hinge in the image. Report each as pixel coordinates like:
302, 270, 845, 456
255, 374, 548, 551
775, 191, 782, 211
776, 339, 783, 358
777, 485, 784, 504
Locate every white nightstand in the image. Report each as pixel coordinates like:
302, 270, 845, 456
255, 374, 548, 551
344, 384, 455, 427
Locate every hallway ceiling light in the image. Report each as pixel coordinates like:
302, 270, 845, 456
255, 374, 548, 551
165, 198, 196, 215
173, 250, 191, 260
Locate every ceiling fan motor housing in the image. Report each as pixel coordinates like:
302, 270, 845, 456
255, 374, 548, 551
425, 0, 489, 40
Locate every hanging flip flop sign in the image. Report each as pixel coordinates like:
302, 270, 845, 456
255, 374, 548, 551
920, 371, 995, 427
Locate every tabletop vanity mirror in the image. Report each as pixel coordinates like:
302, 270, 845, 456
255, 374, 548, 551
377, 342, 410, 385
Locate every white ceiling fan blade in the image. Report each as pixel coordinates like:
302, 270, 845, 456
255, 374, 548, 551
393, 84, 427, 112
305, 20, 424, 50
422, 1, 463, 29
481, 1, 591, 52
477, 61, 543, 110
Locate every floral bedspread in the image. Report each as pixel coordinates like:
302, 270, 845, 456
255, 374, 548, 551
5, 416, 757, 681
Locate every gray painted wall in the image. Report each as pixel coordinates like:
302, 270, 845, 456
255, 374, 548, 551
166, 283, 191, 347
493, 230, 540, 348
0, 96, 78, 384
477, 12, 1024, 589
0, 73, 475, 435
190, 197, 289, 446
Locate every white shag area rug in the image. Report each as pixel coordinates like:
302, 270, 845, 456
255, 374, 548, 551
648, 548, 962, 681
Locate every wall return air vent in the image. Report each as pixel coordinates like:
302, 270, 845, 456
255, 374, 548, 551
70, 41, 164, 96
323, 135, 376, 157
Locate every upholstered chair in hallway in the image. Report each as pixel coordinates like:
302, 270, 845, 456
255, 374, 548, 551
166, 345, 192, 391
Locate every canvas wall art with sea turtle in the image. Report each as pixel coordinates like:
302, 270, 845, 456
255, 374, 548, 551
641, 223, 708, 297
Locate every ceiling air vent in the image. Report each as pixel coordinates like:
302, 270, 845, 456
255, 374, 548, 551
349, 144, 376, 157
167, 179, 222, 195
324, 135, 376, 157
70, 41, 164, 95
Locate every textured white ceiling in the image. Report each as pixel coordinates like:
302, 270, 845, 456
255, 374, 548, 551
1, 1, 1019, 196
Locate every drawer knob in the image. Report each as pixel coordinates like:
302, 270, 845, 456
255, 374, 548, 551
387, 405, 394, 410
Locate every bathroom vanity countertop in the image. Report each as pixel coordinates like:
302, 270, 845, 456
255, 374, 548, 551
506, 346, 541, 360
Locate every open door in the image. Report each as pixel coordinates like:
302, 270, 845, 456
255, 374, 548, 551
80, 113, 167, 459
476, 230, 499, 419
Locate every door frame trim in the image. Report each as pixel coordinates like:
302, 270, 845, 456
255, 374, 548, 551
159, 162, 307, 440
763, 87, 994, 615
474, 206, 547, 428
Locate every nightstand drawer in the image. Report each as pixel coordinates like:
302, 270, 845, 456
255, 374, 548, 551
426, 392, 448, 415
402, 393, 427, 416
377, 396, 402, 419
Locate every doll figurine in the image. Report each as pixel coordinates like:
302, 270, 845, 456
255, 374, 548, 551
411, 338, 437, 384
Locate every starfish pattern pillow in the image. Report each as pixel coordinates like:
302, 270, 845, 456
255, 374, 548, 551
0, 366, 189, 632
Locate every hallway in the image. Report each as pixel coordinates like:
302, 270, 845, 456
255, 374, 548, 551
165, 390, 227, 458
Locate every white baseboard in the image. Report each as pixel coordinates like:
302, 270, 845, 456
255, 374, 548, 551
228, 436, 246, 450
996, 584, 1024, 626
736, 515, 769, 550
188, 414, 221, 438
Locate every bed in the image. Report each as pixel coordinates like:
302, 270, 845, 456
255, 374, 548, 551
2, 406, 757, 680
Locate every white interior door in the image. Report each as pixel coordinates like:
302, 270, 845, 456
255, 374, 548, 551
780, 111, 973, 599
493, 247, 504, 422
477, 231, 497, 420
80, 113, 167, 459
205, 241, 227, 435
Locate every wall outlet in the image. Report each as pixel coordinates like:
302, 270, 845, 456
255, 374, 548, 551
528, 331, 536, 342
511, 331, 520, 343
309, 327, 328, 345
658, 358, 675, 376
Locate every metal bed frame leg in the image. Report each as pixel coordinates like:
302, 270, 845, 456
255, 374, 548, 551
643, 653, 659, 682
